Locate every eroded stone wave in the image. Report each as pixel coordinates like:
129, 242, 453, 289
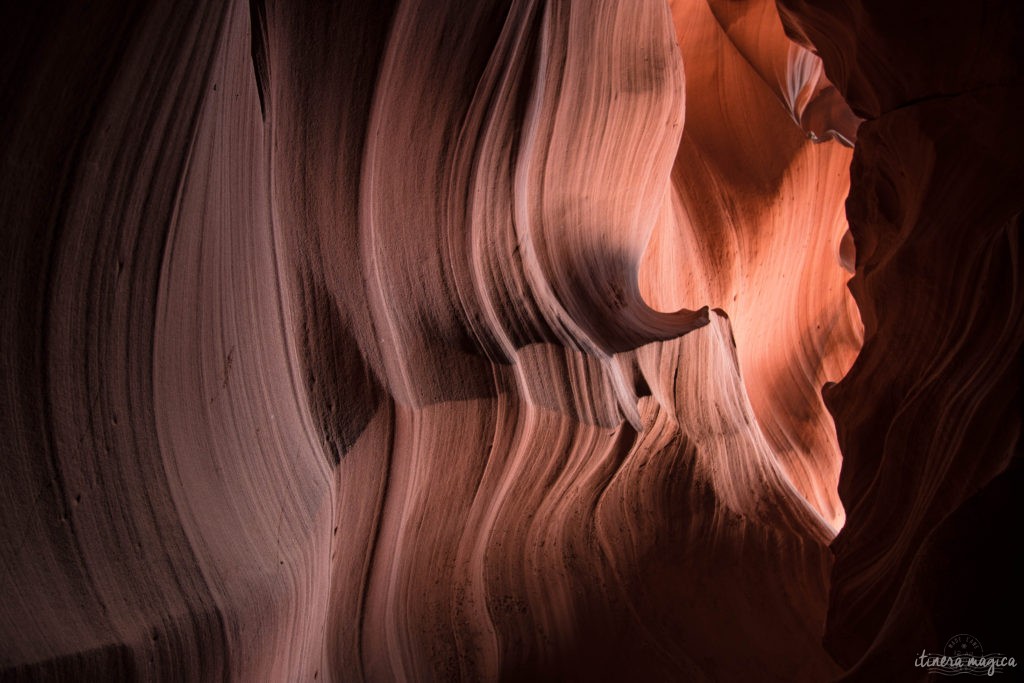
1, 1, 871, 680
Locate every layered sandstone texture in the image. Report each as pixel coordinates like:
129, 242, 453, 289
777, 0, 1024, 677
0, 0, 1018, 681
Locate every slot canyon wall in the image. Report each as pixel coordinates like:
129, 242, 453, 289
0, 0, 1019, 681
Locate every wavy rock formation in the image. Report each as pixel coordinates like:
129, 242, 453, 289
778, 0, 1024, 678
0, 0, 1017, 681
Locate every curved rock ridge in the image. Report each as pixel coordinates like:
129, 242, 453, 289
702, 0, 862, 144
779, 0, 1024, 678
654, 0, 863, 529
777, 0, 1024, 119
2, 0, 876, 680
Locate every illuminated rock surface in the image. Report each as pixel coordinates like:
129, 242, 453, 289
0, 0, 1018, 680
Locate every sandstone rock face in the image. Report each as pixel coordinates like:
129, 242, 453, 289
0, 0, 1016, 681
778, 1, 1024, 677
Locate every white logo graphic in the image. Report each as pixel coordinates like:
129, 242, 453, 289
915, 634, 1017, 677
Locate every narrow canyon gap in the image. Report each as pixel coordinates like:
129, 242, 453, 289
0, 0, 1020, 681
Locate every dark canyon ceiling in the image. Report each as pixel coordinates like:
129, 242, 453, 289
1, 0, 1021, 680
